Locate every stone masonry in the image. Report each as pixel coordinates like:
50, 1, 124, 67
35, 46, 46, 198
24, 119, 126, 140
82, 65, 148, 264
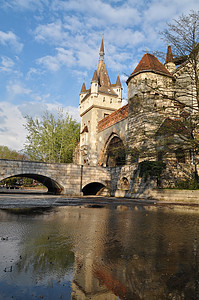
0, 159, 111, 195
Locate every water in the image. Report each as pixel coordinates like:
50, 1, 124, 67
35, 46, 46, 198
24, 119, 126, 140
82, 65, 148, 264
0, 203, 199, 299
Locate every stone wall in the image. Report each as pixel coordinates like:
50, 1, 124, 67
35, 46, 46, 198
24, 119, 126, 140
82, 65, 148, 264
109, 162, 197, 200
109, 164, 157, 198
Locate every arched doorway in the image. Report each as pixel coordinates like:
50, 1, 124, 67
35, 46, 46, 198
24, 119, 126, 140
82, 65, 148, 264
105, 135, 126, 167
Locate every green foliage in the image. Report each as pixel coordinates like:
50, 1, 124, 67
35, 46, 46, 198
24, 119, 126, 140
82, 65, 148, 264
24, 110, 80, 163
175, 179, 199, 190
128, 147, 139, 163
139, 160, 166, 181
0, 145, 27, 160
0, 177, 40, 187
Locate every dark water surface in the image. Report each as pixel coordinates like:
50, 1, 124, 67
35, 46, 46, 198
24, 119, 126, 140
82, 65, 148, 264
1, 203, 199, 299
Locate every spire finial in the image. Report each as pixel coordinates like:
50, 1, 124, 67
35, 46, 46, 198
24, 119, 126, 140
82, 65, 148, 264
165, 45, 173, 64
99, 35, 105, 61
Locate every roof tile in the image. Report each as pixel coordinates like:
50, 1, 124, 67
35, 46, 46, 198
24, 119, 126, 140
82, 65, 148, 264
128, 53, 173, 82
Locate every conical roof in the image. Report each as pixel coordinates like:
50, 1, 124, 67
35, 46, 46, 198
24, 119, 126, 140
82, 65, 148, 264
80, 82, 86, 93
127, 53, 172, 83
97, 60, 111, 87
92, 69, 98, 82
116, 75, 121, 87
165, 45, 174, 64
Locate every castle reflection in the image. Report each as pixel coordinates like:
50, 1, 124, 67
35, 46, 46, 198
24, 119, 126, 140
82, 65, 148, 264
0, 205, 199, 299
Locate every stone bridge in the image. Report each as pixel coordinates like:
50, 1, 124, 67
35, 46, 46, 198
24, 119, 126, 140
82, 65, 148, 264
0, 159, 111, 195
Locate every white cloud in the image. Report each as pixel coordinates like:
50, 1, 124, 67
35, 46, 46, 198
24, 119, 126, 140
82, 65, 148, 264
37, 54, 60, 71
0, 30, 23, 53
0, 56, 15, 72
19, 101, 80, 122
0, 102, 26, 151
37, 47, 76, 71
52, 0, 140, 26
34, 20, 68, 44
6, 82, 32, 96
46, 103, 80, 122
26, 67, 40, 79
0, 0, 48, 11
72, 70, 88, 82
120, 74, 128, 82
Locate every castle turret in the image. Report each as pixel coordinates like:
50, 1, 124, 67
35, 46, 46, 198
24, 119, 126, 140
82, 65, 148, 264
116, 75, 122, 100
79, 38, 122, 166
80, 81, 88, 103
111, 75, 122, 100
165, 45, 176, 73
91, 69, 98, 95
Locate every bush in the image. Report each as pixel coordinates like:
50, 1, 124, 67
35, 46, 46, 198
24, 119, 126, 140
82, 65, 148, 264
139, 160, 166, 181
175, 179, 199, 190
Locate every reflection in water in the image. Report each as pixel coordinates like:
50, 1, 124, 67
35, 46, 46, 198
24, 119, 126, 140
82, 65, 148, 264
0, 205, 199, 299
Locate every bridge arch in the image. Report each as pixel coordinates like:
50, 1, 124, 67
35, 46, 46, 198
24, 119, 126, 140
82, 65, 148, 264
99, 133, 126, 167
82, 182, 105, 195
1, 173, 64, 194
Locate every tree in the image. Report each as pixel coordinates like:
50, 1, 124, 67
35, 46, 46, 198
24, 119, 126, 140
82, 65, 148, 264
159, 11, 199, 176
161, 10, 199, 108
24, 110, 80, 163
0, 145, 27, 160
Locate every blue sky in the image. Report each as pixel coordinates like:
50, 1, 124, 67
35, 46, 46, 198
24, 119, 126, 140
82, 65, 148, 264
0, 0, 198, 150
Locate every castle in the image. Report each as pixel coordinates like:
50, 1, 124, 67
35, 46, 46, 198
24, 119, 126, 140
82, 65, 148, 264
74, 38, 198, 189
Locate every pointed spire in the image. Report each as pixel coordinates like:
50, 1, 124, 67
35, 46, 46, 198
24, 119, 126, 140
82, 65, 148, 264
100, 37, 104, 53
99, 37, 105, 61
116, 75, 121, 87
165, 45, 174, 64
92, 69, 98, 82
97, 36, 111, 87
80, 81, 86, 93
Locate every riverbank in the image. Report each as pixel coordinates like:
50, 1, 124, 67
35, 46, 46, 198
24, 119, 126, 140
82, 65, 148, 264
115, 188, 199, 205
0, 189, 199, 209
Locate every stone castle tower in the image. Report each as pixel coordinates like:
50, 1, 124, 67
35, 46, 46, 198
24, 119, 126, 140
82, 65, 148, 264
126, 50, 175, 162
79, 38, 122, 166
